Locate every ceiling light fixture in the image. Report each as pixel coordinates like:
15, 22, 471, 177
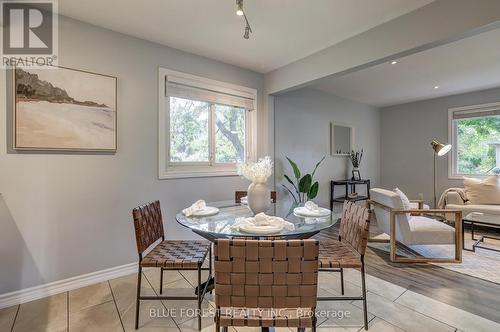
236, 0, 252, 39
391, 60, 398, 65
434, 85, 440, 89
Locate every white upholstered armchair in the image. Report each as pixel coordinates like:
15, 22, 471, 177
368, 188, 462, 263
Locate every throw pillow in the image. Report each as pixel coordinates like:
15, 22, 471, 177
463, 175, 500, 205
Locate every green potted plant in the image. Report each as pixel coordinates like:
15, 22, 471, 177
282, 156, 325, 204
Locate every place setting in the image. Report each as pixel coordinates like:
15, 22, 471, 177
230, 212, 295, 235
182, 199, 219, 217
293, 200, 332, 224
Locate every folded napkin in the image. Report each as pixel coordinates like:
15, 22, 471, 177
182, 200, 206, 216
231, 213, 295, 231
304, 201, 321, 212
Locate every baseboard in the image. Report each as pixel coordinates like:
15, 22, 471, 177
0, 262, 138, 309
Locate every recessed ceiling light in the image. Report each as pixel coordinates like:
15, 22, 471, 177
434, 85, 440, 89
391, 61, 398, 65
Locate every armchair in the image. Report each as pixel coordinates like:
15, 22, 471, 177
368, 188, 462, 263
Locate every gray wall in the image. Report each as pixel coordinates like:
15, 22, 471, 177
274, 88, 380, 208
380, 87, 500, 204
0, 16, 265, 294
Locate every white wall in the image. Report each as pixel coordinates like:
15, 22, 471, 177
274, 88, 380, 208
380, 87, 500, 204
0, 16, 266, 294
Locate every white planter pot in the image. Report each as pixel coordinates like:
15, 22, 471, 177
247, 182, 271, 214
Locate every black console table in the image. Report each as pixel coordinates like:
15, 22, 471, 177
330, 179, 371, 210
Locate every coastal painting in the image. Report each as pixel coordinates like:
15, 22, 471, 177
14, 66, 117, 151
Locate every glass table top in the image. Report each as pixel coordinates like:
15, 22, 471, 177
176, 200, 340, 239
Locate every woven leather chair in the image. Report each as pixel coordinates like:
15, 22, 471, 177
132, 200, 212, 330
214, 239, 319, 331
318, 201, 371, 330
235, 190, 277, 203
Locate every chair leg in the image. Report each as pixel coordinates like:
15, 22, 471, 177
209, 245, 213, 294
135, 265, 142, 330
197, 265, 202, 331
360, 256, 368, 330
159, 267, 164, 294
340, 268, 345, 295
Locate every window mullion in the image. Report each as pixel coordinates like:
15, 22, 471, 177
209, 104, 216, 165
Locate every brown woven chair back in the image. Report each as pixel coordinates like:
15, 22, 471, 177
339, 201, 371, 255
235, 191, 277, 203
214, 239, 319, 309
132, 200, 165, 254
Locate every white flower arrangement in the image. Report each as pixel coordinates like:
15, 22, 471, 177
237, 156, 273, 183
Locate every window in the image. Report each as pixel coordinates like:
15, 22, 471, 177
158, 68, 257, 179
449, 103, 500, 178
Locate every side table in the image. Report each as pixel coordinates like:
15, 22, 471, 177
330, 179, 371, 210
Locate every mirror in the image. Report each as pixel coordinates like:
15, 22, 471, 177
330, 122, 354, 156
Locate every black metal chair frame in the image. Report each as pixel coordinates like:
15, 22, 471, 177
135, 236, 212, 331
317, 235, 369, 331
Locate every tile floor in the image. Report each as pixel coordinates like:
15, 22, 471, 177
1, 267, 499, 332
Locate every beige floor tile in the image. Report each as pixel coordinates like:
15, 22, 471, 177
143, 269, 184, 292
396, 290, 500, 332
69, 281, 113, 313
13, 292, 67, 332
175, 312, 217, 332
233, 327, 291, 332
179, 270, 211, 288
317, 294, 374, 330
318, 272, 362, 297
120, 297, 179, 332
342, 269, 407, 301
0, 305, 18, 332
109, 272, 157, 316
359, 317, 405, 332
69, 301, 121, 332
352, 292, 455, 332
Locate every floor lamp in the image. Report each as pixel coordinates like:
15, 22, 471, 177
431, 140, 452, 207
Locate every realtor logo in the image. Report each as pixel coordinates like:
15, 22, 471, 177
1, 0, 58, 67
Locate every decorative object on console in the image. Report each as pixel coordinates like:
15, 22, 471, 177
349, 149, 363, 179
282, 156, 325, 204
14, 66, 117, 152
430, 139, 452, 207
237, 156, 273, 214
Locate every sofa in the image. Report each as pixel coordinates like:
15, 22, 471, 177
443, 175, 500, 225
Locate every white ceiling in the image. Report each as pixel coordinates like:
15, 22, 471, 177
58, 0, 434, 73
311, 27, 500, 107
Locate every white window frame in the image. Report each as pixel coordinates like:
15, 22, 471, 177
158, 67, 258, 179
448, 102, 500, 179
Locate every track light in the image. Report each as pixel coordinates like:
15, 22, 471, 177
236, 0, 252, 39
236, 0, 244, 16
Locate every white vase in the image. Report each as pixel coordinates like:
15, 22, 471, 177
247, 181, 271, 214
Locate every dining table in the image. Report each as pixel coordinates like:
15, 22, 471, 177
176, 199, 340, 332
176, 200, 340, 241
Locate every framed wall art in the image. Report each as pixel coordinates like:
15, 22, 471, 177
14, 65, 117, 151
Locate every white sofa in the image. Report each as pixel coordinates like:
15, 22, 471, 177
444, 191, 500, 225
